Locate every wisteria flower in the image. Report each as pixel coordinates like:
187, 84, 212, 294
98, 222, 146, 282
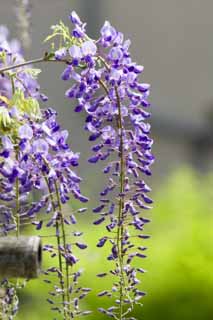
58, 12, 154, 320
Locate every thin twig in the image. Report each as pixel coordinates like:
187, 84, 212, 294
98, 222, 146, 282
0, 55, 71, 74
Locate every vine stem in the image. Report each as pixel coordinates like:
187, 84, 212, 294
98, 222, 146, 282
15, 169, 20, 238
11, 74, 20, 239
54, 181, 72, 317
9, 76, 21, 319
43, 174, 67, 320
41, 156, 72, 319
0, 57, 47, 74
115, 85, 126, 320
98, 54, 126, 320
0, 55, 71, 74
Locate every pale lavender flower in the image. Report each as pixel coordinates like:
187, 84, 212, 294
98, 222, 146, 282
18, 123, 33, 139
0, 28, 46, 100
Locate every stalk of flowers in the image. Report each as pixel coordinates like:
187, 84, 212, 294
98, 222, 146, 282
0, 101, 91, 319
0, 103, 90, 319
0, 26, 43, 237
28, 108, 91, 319
0, 28, 42, 318
0, 27, 90, 319
55, 12, 154, 320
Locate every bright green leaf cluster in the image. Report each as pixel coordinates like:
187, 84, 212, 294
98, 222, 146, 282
44, 20, 80, 49
0, 108, 14, 132
10, 89, 41, 119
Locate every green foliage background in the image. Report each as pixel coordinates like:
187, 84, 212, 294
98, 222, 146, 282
17, 168, 213, 320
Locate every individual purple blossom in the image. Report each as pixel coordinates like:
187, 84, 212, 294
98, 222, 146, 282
32, 138, 49, 155
55, 47, 67, 60
1, 136, 14, 150
100, 21, 117, 46
69, 11, 82, 26
69, 45, 82, 60
81, 40, 97, 57
18, 123, 33, 139
69, 11, 86, 39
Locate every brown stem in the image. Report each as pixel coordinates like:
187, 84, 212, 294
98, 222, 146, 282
115, 85, 126, 320
54, 181, 72, 317
0, 56, 71, 74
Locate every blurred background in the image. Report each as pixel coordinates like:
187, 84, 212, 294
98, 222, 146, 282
1, 0, 213, 319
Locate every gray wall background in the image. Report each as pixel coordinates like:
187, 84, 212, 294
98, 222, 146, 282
1, 0, 213, 191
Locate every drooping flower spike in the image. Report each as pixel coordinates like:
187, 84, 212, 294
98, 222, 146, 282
0, 106, 90, 319
0, 26, 90, 319
57, 11, 154, 320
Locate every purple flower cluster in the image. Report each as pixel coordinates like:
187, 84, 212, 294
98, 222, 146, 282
0, 107, 90, 317
60, 11, 154, 319
0, 279, 19, 319
0, 25, 47, 101
0, 25, 90, 319
0, 9, 154, 319
0, 107, 87, 228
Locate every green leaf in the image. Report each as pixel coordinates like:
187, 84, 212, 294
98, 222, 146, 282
0, 108, 13, 130
10, 89, 41, 119
44, 20, 80, 49
25, 98, 41, 118
0, 51, 7, 64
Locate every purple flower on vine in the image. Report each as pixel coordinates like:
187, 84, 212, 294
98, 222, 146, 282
60, 11, 154, 319
0, 22, 90, 319
0, 104, 91, 317
0, 26, 46, 100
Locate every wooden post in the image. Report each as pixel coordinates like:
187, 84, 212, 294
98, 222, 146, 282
0, 236, 42, 279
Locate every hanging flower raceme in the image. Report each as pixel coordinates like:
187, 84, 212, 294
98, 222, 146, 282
19, 108, 91, 319
0, 26, 45, 319
0, 104, 90, 318
0, 25, 90, 320
56, 11, 154, 320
